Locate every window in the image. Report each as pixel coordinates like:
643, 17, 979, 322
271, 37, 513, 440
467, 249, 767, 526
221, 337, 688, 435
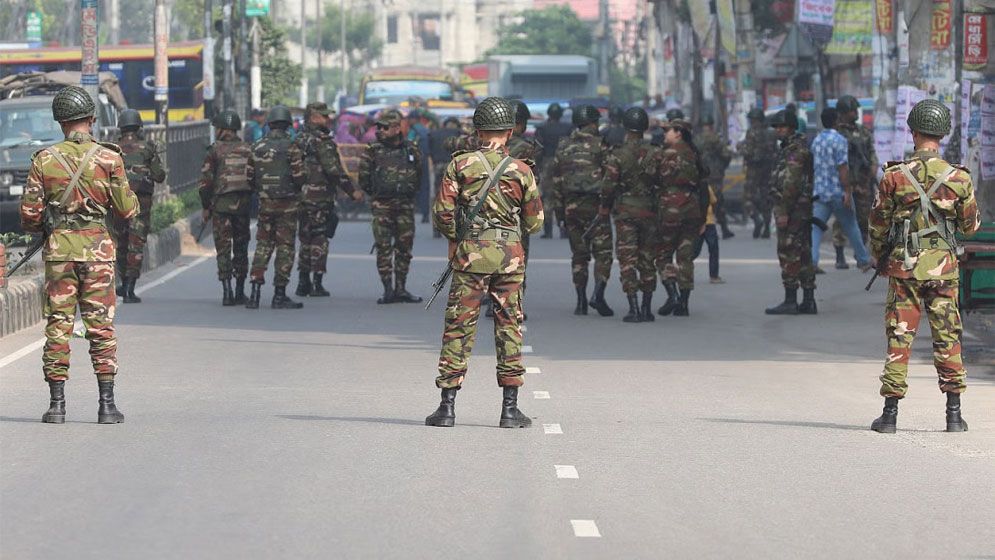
387, 15, 398, 44
418, 14, 440, 51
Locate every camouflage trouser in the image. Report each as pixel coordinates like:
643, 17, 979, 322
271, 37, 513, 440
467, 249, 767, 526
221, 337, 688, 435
251, 199, 298, 287
776, 215, 816, 290
564, 195, 612, 287
371, 198, 415, 284
880, 277, 967, 398
657, 192, 704, 290
615, 213, 657, 294
212, 212, 250, 281
298, 202, 330, 274
436, 270, 525, 389
42, 261, 118, 382
114, 194, 152, 278
743, 174, 769, 219
831, 183, 872, 246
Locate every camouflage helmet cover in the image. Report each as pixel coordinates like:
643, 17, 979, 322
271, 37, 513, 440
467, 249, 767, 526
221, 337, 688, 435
665, 108, 685, 121
376, 109, 404, 126
52, 85, 96, 123
547, 102, 564, 118
621, 107, 649, 132
835, 95, 860, 113
907, 99, 951, 137
118, 108, 143, 130
212, 109, 242, 131
513, 100, 531, 125
267, 105, 293, 125
768, 110, 797, 130
473, 97, 515, 131
667, 118, 693, 133
571, 104, 601, 128
746, 107, 765, 122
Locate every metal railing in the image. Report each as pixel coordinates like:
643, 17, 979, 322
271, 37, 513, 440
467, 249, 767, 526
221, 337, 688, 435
144, 120, 212, 200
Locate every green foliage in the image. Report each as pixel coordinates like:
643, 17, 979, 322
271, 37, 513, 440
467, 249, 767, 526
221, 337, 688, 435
486, 5, 594, 57
315, 4, 383, 64
150, 190, 201, 233
259, 17, 303, 107
610, 66, 646, 105
0, 232, 34, 247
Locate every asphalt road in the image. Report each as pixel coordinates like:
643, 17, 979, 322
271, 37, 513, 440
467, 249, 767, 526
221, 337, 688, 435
2, 221, 994, 559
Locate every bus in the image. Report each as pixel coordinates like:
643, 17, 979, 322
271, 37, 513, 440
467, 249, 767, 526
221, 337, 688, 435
358, 66, 471, 108
0, 41, 205, 122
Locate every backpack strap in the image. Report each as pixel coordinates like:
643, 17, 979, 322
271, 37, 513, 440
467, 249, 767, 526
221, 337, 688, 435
896, 162, 957, 267
47, 143, 101, 208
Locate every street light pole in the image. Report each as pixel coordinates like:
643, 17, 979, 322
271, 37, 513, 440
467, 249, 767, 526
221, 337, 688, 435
154, 0, 169, 126
80, 0, 100, 110
300, 0, 308, 107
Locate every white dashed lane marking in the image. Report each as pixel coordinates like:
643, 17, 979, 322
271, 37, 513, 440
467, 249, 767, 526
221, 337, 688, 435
554, 465, 579, 479
571, 520, 601, 537
533, 391, 550, 399
526, 366, 541, 374
543, 423, 562, 434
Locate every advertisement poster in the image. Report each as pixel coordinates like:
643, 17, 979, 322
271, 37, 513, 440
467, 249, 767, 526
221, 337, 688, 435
826, 0, 873, 55
798, 0, 836, 44
963, 14, 988, 69
930, 0, 952, 50
875, 0, 893, 34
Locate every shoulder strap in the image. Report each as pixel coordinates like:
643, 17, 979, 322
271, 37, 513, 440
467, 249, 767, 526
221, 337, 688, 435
47, 144, 101, 207
461, 151, 514, 234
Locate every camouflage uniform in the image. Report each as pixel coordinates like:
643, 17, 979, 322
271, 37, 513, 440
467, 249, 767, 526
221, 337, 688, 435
534, 118, 574, 237
737, 123, 777, 233
432, 144, 544, 388
603, 137, 658, 294
20, 130, 139, 382
113, 131, 164, 279
250, 128, 302, 287
199, 129, 254, 282
833, 120, 877, 244
770, 132, 816, 290
645, 141, 704, 291
869, 150, 979, 399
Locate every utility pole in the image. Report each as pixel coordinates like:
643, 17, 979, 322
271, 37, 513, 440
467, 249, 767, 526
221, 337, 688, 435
598, 0, 610, 89
300, 0, 308, 107
316, 0, 324, 104
237, 0, 248, 118
340, 0, 347, 110
223, 0, 234, 111
251, 19, 261, 109
80, 0, 100, 112
203, 0, 215, 119
154, 0, 169, 126
108, 0, 119, 44
950, 0, 964, 163
711, 0, 726, 139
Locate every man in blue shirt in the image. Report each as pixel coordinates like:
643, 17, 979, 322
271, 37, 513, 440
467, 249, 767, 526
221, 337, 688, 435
810, 108, 871, 270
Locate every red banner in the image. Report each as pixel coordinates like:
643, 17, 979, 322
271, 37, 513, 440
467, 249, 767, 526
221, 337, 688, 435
964, 14, 988, 69
876, 0, 893, 34
930, 0, 952, 50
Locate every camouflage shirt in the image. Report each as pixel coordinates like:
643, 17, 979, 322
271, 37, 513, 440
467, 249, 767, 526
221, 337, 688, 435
769, 132, 814, 221
359, 138, 422, 200
433, 143, 544, 275
252, 129, 302, 200
869, 150, 979, 281
507, 133, 542, 174
836, 121, 877, 188
445, 133, 480, 155
117, 132, 165, 195
289, 124, 355, 204
737, 125, 777, 178
602, 137, 658, 216
644, 141, 701, 194
21, 130, 139, 262
550, 128, 608, 211
696, 129, 732, 182
199, 130, 255, 215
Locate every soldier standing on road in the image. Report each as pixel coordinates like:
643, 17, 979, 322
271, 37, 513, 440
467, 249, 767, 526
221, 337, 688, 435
21, 86, 139, 424
113, 108, 165, 304
696, 115, 735, 240
830, 95, 878, 270
764, 110, 817, 315
550, 104, 615, 317
426, 97, 544, 428
246, 106, 305, 310
359, 109, 423, 304
293, 102, 360, 298
868, 100, 980, 434
602, 107, 659, 323
428, 117, 462, 238
738, 108, 777, 239
199, 110, 254, 306
505, 100, 543, 321
534, 102, 573, 239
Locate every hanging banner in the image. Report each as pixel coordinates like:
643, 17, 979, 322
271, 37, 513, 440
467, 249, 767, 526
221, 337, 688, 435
826, 0, 873, 55
964, 14, 988, 70
930, 0, 952, 50
875, 0, 893, 34
718, 0, 737, 56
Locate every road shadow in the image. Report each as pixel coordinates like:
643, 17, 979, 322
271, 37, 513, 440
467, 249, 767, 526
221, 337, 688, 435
277, 414, 500, 429
701, 417, 870, 432
0, 416, 92, 425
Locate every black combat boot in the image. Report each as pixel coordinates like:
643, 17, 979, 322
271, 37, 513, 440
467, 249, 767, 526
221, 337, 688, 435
310, 273, 330, 297
425, 388, 458, 427
589, 281, 615, 317
574, 284, 588, 315
760, 217, 771, 239
657, 281, 679, 316
752, 214, 763, 239
798, 288, 818, 314
834, 245, 849, 269
295, 270, 312, 297
272, 286, 304, 309
123, 277, 142, 303
41, 380, 66, 424
673, 287, 691, 317
622, 293, 641, 323
945, 392, 968, 432
246, 282, 262, 309
765, 287, 798, 315
97, 380, 124, 424
871, 397, 898, 433
640, 291, 655, 322
377, 277, 394, 304
221, 279, 235, 306
233, 277, 247, 305
115, 281, 126, 297
499, 386, 532, 428
393, 277, 423, 303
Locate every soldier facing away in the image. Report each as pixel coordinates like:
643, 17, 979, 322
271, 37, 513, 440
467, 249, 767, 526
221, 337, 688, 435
738, 108, 777, 238
21, 85, 139, 424
113, 108, 165, 304
199, 110, 254, 306
533, 102, 573, 239
868, 99, 980, 434
426, 97, 544, 428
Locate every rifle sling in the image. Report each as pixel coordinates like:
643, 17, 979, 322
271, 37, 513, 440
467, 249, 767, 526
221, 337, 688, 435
47, 144, 101, 208
458, 151, 513, 240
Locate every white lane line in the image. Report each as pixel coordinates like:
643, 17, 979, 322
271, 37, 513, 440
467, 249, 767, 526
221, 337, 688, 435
0, 339, 45, 369
555, 465, 579, 479
533, 391, 550, 399
523, 345, 533, 353
543, 423, 562, 434
571, 520, 601, 538
526, 366, 541, 374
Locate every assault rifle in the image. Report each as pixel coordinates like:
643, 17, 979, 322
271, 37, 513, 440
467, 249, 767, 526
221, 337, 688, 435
581, 214, 608, 241
195, 218, 210, 243
865, 236, 897, 291
4, 235, 45, 277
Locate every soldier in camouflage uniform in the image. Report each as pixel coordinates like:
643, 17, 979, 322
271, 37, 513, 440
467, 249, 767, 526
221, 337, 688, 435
830, 95, 878, 269
21, 86, 138, 424
550, 104, 615, 317
737, 108, 777, 238
765, 110, 817, 315
246, 106, 306, 310
868, 100, 980, 434
602, 107, 658, 323
293, 102, 360, 298
360, 109, 424, 304
199, 110, 254, 306
600, 106, 626, 148
644, 119, 706, 317
426, 97, 544, 429
112, 109, 164, 304
534, 102, 573, 239
696, 116, 735, 239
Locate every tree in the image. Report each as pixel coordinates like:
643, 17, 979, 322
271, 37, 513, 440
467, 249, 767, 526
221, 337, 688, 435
486, 5, 593, 57
257, 17, 302, 107
314, 3, 382, 70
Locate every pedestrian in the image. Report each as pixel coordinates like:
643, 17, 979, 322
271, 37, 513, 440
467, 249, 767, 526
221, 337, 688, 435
426, 97, 544, 428
602, 107, 659, 323
244, 108, 267, 143
868, 99, 980, 434
693, 184, 723, 284
199, 110, 254, 306
533, 102, 573, 239
830, 95, 878, 269
600, 105, 626, 148
764, 110, 817, 315
247, 106, 306, 310
20, 85, 139, 424
809, 107, 872, 273
696, 115, 735, 240
292, 102, 360, 298
550, 104, 614, 317
113, 108, 165, 304
407, 109, 432, 224
359, 109, 423, 304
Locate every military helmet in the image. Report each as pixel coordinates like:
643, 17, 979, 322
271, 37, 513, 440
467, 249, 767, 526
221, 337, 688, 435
665, 108, 685, 121
472, 97, 515, 131
768, 110, 797, 130
746, 107, 765, 122
118, 109, 143, 130
907, 99, 951, 137
571, 104, 601, 128
609, 105, 624, 122
212, 110, 242, 131
52, 85, 96, 123
267, 105, 292, 125
547, 102, 564, 119
621, 107, 649, 133
514, 100, 531, 126
835, 95, 860, 113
